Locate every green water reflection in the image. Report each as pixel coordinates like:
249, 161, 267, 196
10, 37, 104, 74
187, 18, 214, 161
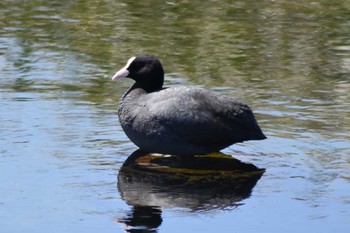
2, 0, 349, 138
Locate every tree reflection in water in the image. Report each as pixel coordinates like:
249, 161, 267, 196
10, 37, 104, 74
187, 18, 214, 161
116, 150, 264, 232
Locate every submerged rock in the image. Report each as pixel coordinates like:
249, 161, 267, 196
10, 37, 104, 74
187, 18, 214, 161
118, 150, 265, 211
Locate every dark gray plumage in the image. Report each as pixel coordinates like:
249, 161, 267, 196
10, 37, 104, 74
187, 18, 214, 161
112, 55, 266, 156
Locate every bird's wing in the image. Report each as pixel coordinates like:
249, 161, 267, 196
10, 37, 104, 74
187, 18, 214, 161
142, 87, 261, 146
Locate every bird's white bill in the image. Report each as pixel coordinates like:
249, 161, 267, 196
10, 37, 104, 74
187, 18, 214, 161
112, 68, 129, 80
112, 56, 136, 80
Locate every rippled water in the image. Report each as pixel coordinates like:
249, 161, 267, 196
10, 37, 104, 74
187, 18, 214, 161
1, 1, 350, 232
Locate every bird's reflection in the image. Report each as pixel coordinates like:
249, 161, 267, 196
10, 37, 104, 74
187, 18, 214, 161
117, 205, 162, 233
117, 150, 264, 232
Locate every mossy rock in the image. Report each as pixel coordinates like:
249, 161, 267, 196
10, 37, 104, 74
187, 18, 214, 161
118, 150, 265, 210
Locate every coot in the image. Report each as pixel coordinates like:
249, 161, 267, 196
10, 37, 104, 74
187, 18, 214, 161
112, 55, 266, 156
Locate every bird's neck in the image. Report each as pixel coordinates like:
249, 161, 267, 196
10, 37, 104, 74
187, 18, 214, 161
122, 73, 164, 100
121, 83, 146, 100
134, 76, 164, 93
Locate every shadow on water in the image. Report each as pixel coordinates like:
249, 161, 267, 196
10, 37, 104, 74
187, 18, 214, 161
117, 150, 265, 232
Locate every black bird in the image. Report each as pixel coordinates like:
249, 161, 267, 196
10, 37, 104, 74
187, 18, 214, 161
112, 55, 266, 156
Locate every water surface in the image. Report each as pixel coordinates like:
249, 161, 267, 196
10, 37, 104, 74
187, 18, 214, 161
1, 0, 350, 232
